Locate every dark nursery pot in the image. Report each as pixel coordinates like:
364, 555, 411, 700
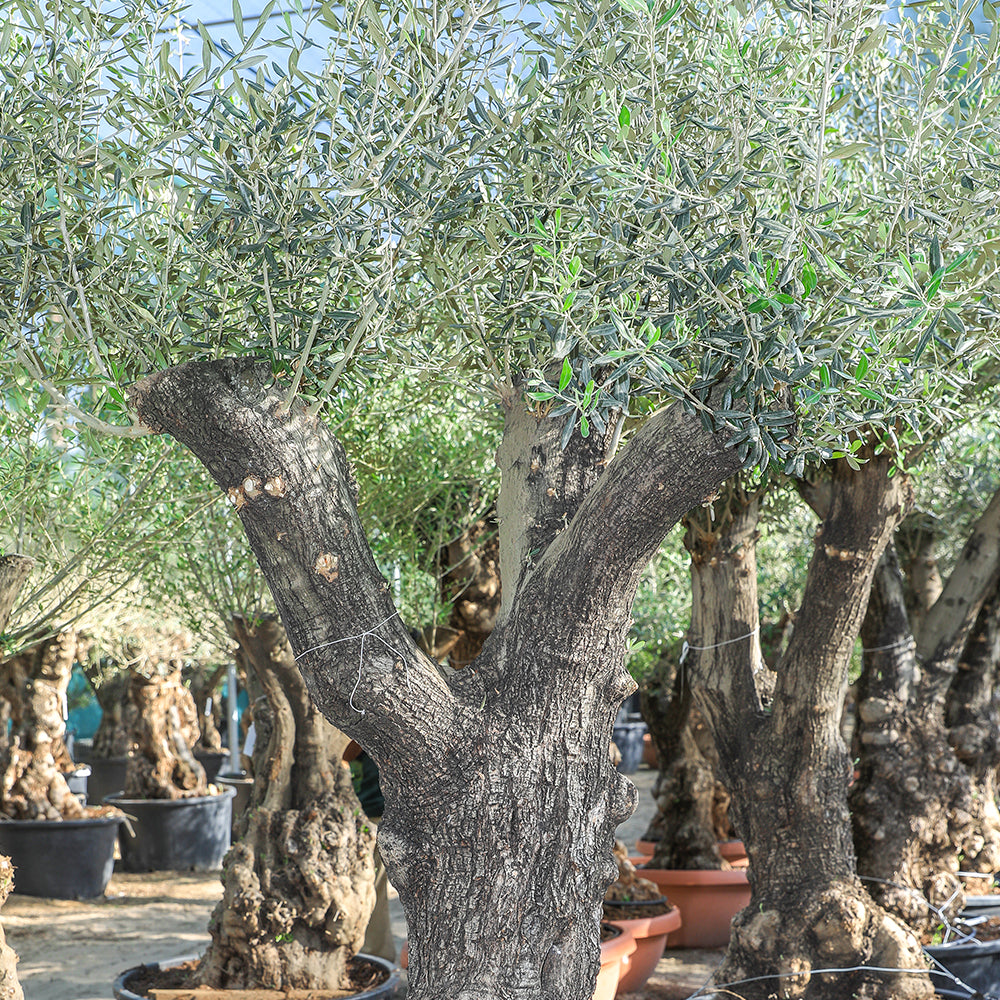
962, 896, 1000, 918
195, 751, 227, 783
612, 721, 647, 774
0, 814, 122, 899
216, 771, 253, 837
65, 764, 92, 798
925, 935, 1000, 998
106, 785, 235, 872
86, 755, 131, 805
112, 952, 404, 999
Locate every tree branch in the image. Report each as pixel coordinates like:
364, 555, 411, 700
130, 358, 457, 756
917, 485, 1000, 667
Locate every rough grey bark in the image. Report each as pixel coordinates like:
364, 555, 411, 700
130, 357, 743, 1000
197, 615, 374, 991
852, 485, 1000, 932
124, 667, 209, 799
686, 462, 932, 1000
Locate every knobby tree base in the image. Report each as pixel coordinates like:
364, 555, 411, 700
717, 879, 933, 1000
197, 616, 375, 992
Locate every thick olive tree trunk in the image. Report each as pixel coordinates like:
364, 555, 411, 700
0, 630, 86, 820
685, 461, 931, 1000
852, 486, 1000, 931
946, 582, 1000, 872
640, 657, 730, 869
197, 615, 375, 991
131, 358, 743, 1000
124, 667, 209, 798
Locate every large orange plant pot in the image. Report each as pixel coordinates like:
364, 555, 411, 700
638, 867, 750, 948
595, 924, 636, 1000
607, 904, 681, 993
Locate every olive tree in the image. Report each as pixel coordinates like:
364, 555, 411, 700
3, 0, 999, 997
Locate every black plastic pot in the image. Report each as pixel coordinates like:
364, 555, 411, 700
612, 721, 647, 774
963, 896, 1000, 918
86, 756, 131, 805
195, 751, 227, 783
106, 786, 235, 872
216, 772, 253, 837
112, 952, 403, 999
0, 814, 122, 899
925, 935, 1000, 998
65, 764, 91, 798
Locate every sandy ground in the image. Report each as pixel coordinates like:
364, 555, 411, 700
2, 766, 723, 1000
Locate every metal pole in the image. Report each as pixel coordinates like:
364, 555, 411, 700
227, 660, 240, 774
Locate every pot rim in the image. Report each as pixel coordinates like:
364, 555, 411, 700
0, 813, 123, 829
607, 903, 683, 938
638, 866, 750, 885
104, 785, 237, 808
112, 952, 402, 1000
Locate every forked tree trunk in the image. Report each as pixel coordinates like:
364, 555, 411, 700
197, 615, 375, 991
0, 631, 86, 820
686, 461, 932, 1000
124, 667, 209, 799
131, 358, 743, 1000
945, 582, 1000, 872
641, 656, 729, 869
852, 486, 1000, 931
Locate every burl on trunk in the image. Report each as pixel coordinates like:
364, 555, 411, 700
131, 358, 741, 1000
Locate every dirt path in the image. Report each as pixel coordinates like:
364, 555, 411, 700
3, 872, 221, 1000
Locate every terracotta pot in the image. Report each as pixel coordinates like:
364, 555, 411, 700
635, 838, 657, 857
595, 923, 636, 1000
642, 732, 658, 769
606, 904, 681, 993
638, 867, 750, 948
718, 839, 747, 863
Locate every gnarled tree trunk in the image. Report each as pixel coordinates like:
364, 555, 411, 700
89, 671, 135, 759
0, 630, 86, 820
124, 666, 209, 799
196, 615, 375, 991
945, 581, 1000, 872
0, 857, 22, 1000
640, 654, 730, 869
687, 461, 931, 1000
131, 358, 744, 1000
852, 485, 1000, 931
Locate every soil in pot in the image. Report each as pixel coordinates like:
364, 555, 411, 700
603, 841, 679, 993
113, 952, 402, 999
106, 786, 235, 872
